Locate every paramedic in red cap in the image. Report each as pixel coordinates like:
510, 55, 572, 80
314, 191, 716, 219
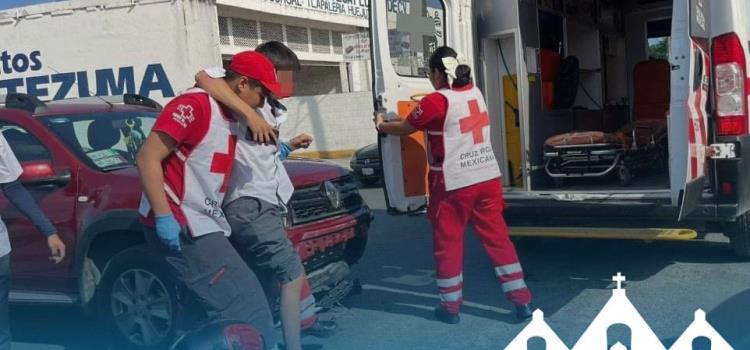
137, 51, 279, 348
374, 46, 533, 324
193, 42, 337, 350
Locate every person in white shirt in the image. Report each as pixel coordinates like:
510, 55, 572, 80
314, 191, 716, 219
196, 42, 337, 350
0, 131, 66, 350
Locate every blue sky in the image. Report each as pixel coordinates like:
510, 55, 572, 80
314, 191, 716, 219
0, 0, 56, 10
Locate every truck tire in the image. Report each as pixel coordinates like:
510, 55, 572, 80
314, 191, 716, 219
730, 213, 750, 258
99, 245, 180, 349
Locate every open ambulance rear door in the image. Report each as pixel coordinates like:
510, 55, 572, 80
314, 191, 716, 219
672, 0, 711, 220
371, 0, 474, 214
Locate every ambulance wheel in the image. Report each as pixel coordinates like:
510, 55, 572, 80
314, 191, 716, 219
99, 245, 179, 349
617, 166, 632, 186
729, 212, 750, 258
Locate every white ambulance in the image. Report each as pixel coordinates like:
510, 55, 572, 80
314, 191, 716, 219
370, 0, 750, 257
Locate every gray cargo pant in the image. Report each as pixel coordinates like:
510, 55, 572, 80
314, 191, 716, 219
145, 228, 277, 348
224, 197, 305, 285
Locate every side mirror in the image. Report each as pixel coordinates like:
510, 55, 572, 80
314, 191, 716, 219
19, 161, 71, 187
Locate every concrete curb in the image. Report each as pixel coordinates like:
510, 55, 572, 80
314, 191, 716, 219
293, 149, 356, 159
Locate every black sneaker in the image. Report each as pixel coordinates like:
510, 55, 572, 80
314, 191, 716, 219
434, 307, 460, 324
302, 320, 338, 338
516, 304, 533, 321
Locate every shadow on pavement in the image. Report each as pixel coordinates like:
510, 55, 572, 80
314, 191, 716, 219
6, 207, 744, 349
707, 288, 750, 348
10, 304, 112, 350
348, 208, 741, 325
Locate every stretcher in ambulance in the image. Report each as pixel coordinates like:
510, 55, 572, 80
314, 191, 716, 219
370, 0, 750, 257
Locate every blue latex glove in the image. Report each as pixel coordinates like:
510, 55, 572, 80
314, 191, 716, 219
279, 142, 293, 161
155, 213, 181, 251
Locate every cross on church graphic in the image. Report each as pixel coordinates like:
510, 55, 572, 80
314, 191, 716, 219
504, 273, 733, 350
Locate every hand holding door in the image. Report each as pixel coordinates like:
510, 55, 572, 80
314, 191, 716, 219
373, 111, 386, 132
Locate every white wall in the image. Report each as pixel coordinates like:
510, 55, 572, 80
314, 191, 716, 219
294, 65, 345, 95
0, 0, 221, 105
217, 0, 368, 28
281, 92, 376, 153
348, 60, 372, 92
566, 19, 604, 108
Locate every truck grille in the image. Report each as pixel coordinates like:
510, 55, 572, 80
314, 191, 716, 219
288, 175, 363, 225
351, 157, 381, 167
303, 243, 346, 272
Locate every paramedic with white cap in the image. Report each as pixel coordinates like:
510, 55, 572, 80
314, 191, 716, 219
374, 46, 533, 324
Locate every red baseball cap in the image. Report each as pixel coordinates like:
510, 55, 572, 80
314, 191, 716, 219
228, 50, 284, 98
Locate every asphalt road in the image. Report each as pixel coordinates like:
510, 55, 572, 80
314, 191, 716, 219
9, 181, 750, 350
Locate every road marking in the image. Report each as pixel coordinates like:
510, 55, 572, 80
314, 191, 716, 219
382, 269, 435, 287
362, 284, 512, 314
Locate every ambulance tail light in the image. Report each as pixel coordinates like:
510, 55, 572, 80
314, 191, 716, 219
713, 32, 748, 136
721, 182, 735, 196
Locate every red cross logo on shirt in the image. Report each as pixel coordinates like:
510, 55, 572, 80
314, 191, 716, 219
210, 135, 238, 193
459, 100, 490, 144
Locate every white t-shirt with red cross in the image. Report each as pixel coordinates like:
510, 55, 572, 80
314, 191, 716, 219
139, 88, 238, 237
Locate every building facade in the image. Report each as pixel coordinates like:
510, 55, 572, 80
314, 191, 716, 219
217, 0, 375, 155
0, 0, 376, 155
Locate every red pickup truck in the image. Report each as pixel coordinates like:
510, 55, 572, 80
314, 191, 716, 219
0, 93, 371, 349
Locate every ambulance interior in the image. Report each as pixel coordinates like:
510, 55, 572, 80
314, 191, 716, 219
500, 0, 677, 192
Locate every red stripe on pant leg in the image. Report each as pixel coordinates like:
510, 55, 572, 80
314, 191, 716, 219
498, 271, 531, 306
438, 282, 464, 315
441, 299, 464, 315
430, 178, 471, 315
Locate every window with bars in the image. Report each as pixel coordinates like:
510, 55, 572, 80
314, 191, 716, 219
311, 28, 331, 54
260, 22, 284, 43
286, 25, 309, 52
232, 18, 258, 47
218, 16, 231, 45
332, 31, 343, 54
219, 16, 352, 60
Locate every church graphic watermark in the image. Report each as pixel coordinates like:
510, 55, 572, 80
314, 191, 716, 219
504, 273, 733, 350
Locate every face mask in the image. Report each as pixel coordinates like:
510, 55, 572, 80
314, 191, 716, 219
268, 98, 288, 124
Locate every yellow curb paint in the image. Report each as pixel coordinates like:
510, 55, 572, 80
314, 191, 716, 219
293, 149, 357, 159
509, 227, 697, 241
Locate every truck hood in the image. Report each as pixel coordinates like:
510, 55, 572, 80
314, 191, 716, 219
102, 159, 350, 191
284, 158, 350, 188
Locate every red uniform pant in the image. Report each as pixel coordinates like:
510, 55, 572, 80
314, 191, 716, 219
428, 175, 531, 314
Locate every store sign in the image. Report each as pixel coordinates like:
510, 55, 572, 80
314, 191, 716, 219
386, 0, 411, 14
342, 32, 371, 61
264, 0, 369, 18
0, 50, 175, 100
